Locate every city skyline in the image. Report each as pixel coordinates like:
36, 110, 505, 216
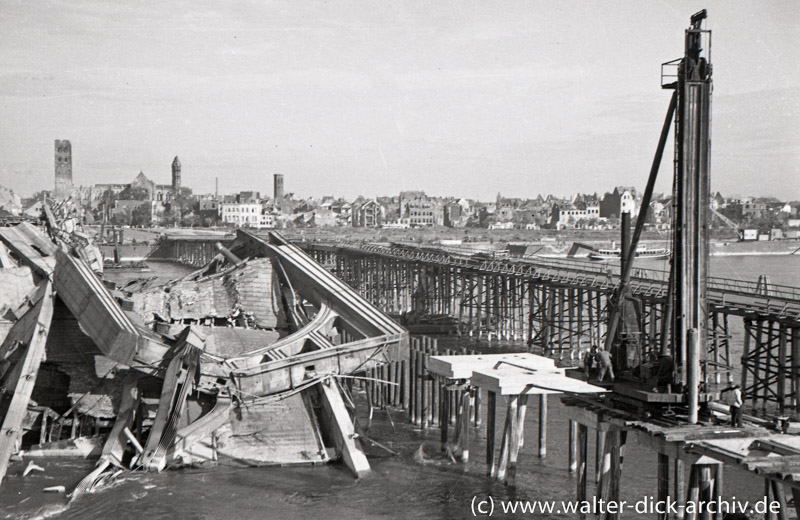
1, 1, 798, 200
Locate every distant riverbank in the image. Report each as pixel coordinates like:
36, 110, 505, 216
86, 225, 800, 258
710, 239, 800, 256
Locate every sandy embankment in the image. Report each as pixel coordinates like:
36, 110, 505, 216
710, 240, 800, 256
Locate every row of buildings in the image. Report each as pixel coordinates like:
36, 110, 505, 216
1, 140, 798, 235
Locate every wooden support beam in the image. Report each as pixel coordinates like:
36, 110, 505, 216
697, 464, 715, 520
764, 479, 776, 520
505, 395, 528, 487
440, 380, 449, 452
317, 377, 371, 478
457, 390, 471, 463
779, 324, 787, 414
742, 319, 752, 408
538, 394, 548, 458
486, 391, 497, 476
793, 327, 800, 413
0, 282, 54, 488
771, 480, 787, 520
577, 423, 588, 520
715, 464, 723, 520
658, 453, 670, 520
791, 487, 800, 520
597, 432, 614, 517
473, 387, 481, 426
675, 458, 685, 520
596, 430, 606, 483
755, 321, 764, 411
495, 395, 517, 481
569, 420, 577, 473
597, 430, 626, 520
686, 464, 700, 520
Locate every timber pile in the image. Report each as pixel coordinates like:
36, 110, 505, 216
0, 220, 408, 494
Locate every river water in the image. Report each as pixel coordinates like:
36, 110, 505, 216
1, 255, 798, 519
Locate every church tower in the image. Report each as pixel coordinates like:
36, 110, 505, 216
171, 156, 181, 193
273, 173, 284, 200
54, 140, 73, 199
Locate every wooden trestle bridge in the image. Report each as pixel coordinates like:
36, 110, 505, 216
164, 235, 800, 416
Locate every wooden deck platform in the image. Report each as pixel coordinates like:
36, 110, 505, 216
562, 394, 800, 518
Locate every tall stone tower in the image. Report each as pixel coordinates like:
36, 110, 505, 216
54, 140, 73, 199
273, 173, 284, 200
171, 156, 181, 193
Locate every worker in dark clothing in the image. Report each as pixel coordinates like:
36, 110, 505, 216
596, 348, 615, 382
583, 347, 595, 379
656, 354, 675, 386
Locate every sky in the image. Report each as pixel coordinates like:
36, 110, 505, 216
1, 1, 798, 201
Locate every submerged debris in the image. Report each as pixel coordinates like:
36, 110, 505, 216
22, 461, 44, 477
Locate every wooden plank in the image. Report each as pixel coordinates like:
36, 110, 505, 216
0, 281, 54, 487
317, 377, 370, 478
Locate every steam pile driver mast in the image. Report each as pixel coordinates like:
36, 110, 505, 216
603, 11, 712, 423
671, 10, 713, 405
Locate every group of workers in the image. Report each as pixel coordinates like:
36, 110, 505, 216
583, 345, 615, 383
583, 345, 744, 428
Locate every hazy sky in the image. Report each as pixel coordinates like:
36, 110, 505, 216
1, 1, 798, 200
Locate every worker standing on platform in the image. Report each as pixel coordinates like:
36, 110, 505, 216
727, 383, 743, 427
596, 347, 615, 382
583, 346, 595, 379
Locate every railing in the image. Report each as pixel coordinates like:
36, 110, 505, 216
305, 240, 800, 319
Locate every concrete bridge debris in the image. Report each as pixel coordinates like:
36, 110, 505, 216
0, 221, 408, 490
